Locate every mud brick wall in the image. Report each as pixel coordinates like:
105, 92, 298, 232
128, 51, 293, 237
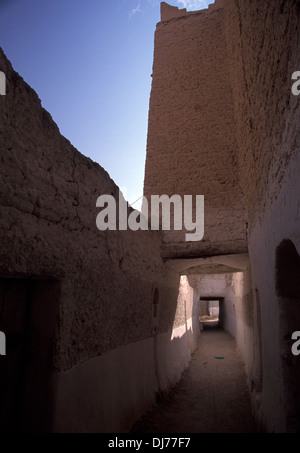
144, 5, 248, 259
0, 47, 194, 432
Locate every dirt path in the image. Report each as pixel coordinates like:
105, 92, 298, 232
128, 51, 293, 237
132, 329, 258, 433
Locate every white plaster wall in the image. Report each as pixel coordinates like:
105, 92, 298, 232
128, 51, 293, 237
52, 275, 200, 433
52, 337, 157, 433
158, 275, 200, 393
222, 275, 237, 337
52, 325, 199, 433
198, 274, 229, 299
230, 270, 254, 377
248, 155, 300, 433
157, 323, 197, 393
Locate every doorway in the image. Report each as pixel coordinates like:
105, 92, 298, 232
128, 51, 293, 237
199, 297, 223, 330
0, 277, 59, 433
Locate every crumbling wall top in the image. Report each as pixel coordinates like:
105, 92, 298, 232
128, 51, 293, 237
160, 2, 187, 22
160, 1, 224, 23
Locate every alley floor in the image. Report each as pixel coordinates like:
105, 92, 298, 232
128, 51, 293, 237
132, 329, 259, 433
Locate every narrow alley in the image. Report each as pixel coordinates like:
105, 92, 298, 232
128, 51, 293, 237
0, 0, 299, 434
132, 329, 259, 433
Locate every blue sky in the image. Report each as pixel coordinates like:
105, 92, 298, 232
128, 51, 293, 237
0, 0, 212, 208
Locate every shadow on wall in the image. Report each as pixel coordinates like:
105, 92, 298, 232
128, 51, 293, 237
276, 239, 300, 433
49, 273, 197, 433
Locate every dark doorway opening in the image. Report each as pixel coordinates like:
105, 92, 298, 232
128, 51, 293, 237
276, 239, 300, 433
199, 297, 223, 330
0, 277, 59, 433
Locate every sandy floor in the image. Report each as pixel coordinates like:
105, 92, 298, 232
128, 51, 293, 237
132, 329, 258, 433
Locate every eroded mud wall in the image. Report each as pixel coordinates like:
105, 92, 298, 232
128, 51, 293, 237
225, 0, 300, 432
0, 48, 199, 433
